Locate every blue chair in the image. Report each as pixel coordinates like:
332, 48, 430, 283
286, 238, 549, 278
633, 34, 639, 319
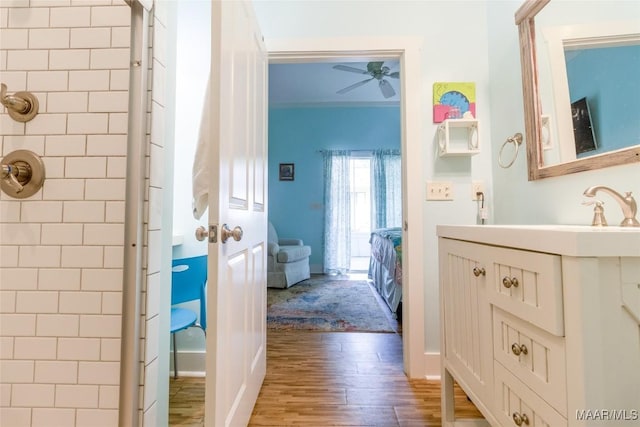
171, 255, 207, 378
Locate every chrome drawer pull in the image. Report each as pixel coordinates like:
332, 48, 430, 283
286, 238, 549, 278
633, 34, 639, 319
512, 412, 529, 426
502, 276, 519, 288
473, 267, 486, 277
511, 343, 528, 356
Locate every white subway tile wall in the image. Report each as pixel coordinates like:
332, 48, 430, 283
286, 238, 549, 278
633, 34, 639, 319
142, 3, 168, 424
0, 1, 167, 426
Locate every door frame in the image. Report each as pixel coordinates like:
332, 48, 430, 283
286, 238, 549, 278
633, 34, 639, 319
268, 37, 426, 378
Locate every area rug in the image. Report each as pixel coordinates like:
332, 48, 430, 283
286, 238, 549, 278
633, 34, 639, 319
267, 278, 395, 332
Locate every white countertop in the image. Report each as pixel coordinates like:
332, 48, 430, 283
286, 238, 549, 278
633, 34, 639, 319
437, 224, 640, 257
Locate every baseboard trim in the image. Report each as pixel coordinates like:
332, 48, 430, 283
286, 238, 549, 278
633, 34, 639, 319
310, 264, 323, 274
170, 350, 206, 377
424, 351, 441, 380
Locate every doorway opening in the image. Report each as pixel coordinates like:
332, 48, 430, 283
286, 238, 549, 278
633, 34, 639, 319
268, 41, 425, 380
269, 37, 428, 378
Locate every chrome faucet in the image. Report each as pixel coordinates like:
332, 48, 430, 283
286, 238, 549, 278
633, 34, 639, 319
583, 186, 640, 227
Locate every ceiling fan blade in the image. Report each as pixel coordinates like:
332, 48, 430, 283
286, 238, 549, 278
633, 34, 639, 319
333, 64, 369, 74
337, 78, 374, 94
379, 79, 396, 98
388, 71, 400, 79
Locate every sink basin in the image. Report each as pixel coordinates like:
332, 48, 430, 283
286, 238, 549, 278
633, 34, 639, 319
489, 224, 640, 233
437, 224, 640, 257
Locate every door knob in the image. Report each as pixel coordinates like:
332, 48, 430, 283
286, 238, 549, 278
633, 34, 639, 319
195, 226, 208, 242
221, 224, 243, 243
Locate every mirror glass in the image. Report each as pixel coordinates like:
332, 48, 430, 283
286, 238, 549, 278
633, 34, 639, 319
518, 0, 640, 179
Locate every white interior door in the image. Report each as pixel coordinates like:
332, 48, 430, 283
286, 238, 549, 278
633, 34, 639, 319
204, 1, 267, 425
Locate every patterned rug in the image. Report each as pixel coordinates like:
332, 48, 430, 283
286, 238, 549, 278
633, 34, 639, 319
267, 277, 395, 332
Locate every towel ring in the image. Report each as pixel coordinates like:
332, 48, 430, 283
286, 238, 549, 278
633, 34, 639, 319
498, 133, 523, 169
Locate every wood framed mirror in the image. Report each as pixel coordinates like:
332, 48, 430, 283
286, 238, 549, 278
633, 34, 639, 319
515, 0, 640, 180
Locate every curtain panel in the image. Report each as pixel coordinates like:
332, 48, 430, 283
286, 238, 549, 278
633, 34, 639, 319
372, 149, 402, 229
322, 150, 351, 274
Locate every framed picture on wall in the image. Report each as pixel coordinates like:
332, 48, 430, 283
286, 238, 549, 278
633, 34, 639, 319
571, 97, 597, 155
279, 163, 294, 181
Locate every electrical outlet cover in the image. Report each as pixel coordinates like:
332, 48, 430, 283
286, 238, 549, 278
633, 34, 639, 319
472, 181, 485, 201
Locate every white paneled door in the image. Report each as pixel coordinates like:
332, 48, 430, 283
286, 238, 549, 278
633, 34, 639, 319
204, 1, 268, 425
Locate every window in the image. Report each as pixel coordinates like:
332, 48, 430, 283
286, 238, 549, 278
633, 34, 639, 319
349, 157, 372, 233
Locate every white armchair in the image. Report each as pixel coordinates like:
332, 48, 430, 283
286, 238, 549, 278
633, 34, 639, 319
267, 222, 311, 288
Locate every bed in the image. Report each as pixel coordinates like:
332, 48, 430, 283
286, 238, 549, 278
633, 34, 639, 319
368, 227, 403, 318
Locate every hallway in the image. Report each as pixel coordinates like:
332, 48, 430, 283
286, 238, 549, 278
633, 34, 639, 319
169, 331, 482, 426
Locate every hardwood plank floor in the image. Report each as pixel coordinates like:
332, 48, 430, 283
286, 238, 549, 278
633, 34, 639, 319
169, 330, 483, 426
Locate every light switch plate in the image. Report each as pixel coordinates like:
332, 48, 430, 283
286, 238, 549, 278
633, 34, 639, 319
426, 181, 453, 200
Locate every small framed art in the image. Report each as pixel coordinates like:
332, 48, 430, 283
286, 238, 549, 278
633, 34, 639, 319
279, 163, 294, 181
571, 97, 597, 155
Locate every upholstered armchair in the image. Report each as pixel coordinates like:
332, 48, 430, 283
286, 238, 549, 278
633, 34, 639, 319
267, 222, 311, 288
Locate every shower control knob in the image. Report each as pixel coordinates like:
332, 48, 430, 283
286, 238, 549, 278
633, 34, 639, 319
0, 150, 45, 199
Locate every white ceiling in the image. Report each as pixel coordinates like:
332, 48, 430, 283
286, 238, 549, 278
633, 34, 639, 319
268, 61, 400, 107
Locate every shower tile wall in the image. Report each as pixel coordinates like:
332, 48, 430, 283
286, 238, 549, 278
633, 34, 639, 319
143, 1, 171, 425
0, 2, 165, 426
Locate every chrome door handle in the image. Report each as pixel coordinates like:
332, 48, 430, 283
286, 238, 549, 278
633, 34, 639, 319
221, 224, 243, 243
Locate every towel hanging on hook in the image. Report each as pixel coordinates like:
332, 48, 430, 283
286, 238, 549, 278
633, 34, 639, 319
192, 78, 211, 220
498, 132, 523, 168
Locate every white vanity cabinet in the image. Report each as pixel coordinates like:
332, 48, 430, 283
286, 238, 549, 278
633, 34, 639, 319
438, 225, 640, 427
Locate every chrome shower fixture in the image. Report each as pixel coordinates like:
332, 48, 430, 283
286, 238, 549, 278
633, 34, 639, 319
0, 150, 46, 198
1, 83, 39, 122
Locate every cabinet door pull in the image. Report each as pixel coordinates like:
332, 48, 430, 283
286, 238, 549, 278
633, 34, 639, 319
512, 412, 530, 426
511, 343, 528, 356
502, 276, 519, 288
473, 267, 486, 277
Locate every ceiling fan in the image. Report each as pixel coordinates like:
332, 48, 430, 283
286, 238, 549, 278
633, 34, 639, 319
333, 61, 400, 99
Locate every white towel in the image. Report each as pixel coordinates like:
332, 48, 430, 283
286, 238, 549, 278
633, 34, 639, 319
192, 79, 211, 220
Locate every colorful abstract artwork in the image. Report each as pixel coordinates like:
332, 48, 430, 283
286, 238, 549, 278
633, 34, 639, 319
433, 82, 476, 123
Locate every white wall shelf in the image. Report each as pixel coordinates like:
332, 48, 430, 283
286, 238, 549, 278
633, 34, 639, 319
437, 118, 479, 157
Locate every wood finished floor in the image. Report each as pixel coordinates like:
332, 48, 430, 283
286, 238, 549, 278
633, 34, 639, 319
169, 330, 483, 426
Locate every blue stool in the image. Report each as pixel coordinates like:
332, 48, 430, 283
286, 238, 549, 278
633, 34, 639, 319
171, 255, 207, 378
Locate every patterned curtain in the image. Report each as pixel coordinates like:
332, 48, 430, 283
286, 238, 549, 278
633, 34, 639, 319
323, 150, 351, 274
372, 149, 402, 229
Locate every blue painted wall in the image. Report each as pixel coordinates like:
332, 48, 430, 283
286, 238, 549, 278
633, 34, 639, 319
268, 106, 400, 272
566, 45, 640, 157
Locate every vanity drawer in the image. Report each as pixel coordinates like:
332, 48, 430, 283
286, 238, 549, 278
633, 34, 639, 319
493, 307, 567, 417
494, 362, 567, 427
486, 246, 564, 336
